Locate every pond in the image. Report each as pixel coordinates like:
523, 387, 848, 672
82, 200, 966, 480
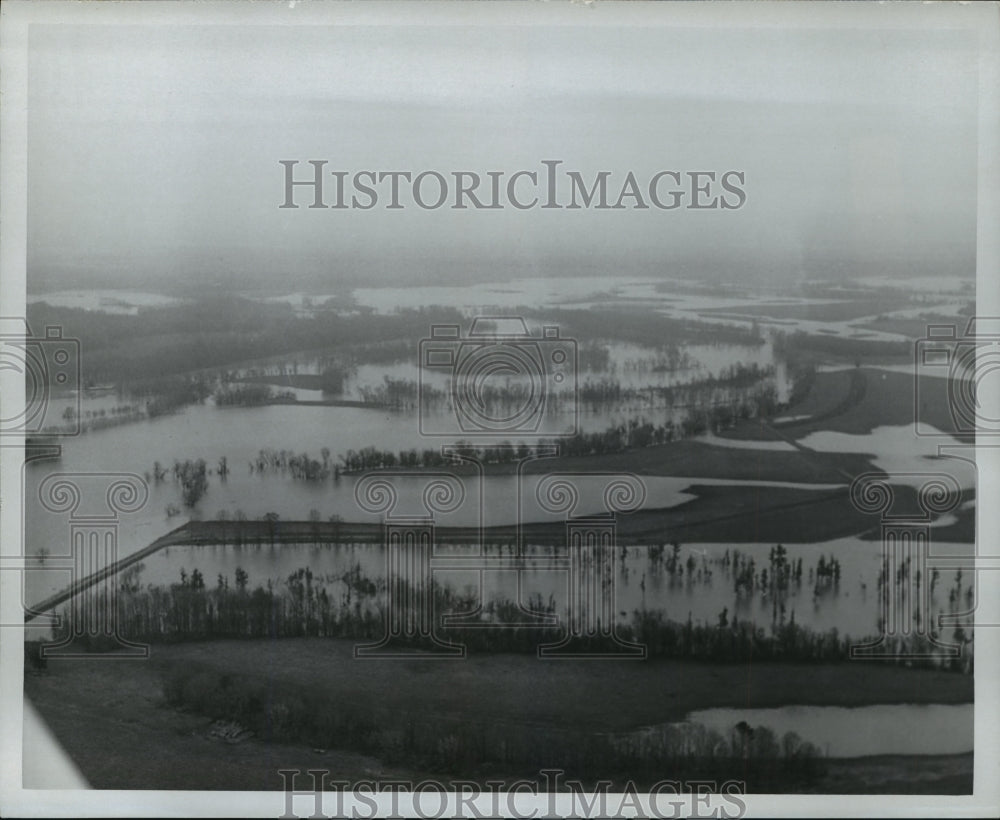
671, 703, 973, 758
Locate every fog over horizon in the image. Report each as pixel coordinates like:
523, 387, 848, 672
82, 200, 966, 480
26, 21, 979, 295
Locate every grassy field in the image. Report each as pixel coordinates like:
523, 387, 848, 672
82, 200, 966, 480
616, 484, 870, 543
25, 638, 972, 791
723, 366, 967, 442
24, 655, 387, 791
779, 368, 966, 438
524, 366, 965, 483
517, 439, 873, 483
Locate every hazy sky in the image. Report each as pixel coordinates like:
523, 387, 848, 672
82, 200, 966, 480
27, 18, 980, 291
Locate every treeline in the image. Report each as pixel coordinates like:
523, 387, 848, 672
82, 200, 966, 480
333, 421, 672, 474
357, 377, 422, 408
124, 375, 213, 418
217, 367, 351, 396
159, 658, 823, 787
63, 562, 972, 673
43, 401, 148, 436
643, 544, 975, 672
96, 563, 415, 643
169, 404, 776, 480
721, 546, 839, 598
418, 380, 574, 416
169, 384, 774, 478
248, 448, 337, 481
41, 377, 214, 435
214, 383, 295, 407
25, 298, 466, 386
58, 402, 143, 423
576, 362, 777, 406
335, 398, 773, 473
576, 341, 696, 375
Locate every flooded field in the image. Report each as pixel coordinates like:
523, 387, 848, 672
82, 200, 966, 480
21, 273, 978, 795
22, 273, 977, 655
113, 535, 976, 642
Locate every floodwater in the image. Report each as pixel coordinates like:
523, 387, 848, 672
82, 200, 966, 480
20, 276, 977, 645
234, 339, 787, 402
56, 534, 977, 642
23, 383, 975, 642
798, 425, 976, 491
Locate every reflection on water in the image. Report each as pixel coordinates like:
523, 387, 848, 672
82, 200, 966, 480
84, 536, 974, 642
236, 338, 790, 406
24, 387, 831, 584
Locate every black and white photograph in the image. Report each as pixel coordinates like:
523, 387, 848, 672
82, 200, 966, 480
1, 1, 998, 817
